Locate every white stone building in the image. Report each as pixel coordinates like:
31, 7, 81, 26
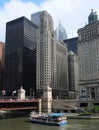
78, 9, 99, 100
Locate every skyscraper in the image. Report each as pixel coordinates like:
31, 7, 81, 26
31, 11, 57, 97
31, 11, 69, 98
78, 9, 99, 100
55, 22, 67, 40
64, 37, 78, 54
3, 17, 38, 96
56, 40, 69, 98
0, 41, 4, 90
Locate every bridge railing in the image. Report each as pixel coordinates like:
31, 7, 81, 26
0, 96, 35, 101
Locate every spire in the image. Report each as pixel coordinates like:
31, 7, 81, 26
55, 21, 67, 40
91, 9, 93, 13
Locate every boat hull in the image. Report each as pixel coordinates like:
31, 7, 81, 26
30, 119, 67, 126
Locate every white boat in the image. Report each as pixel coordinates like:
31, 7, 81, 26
29, 112, 67, 126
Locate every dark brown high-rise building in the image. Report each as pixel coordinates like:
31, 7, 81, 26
0, 42, 4, 90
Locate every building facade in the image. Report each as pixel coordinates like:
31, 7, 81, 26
31, 11, 69, 98
0, 42, 4, 90
68, 51, 79, 99
31, 11, 57, 97
64, 37, 78, 54
3, 17, 38, 96
56, 40, 69, 98
78, 10, 99, 100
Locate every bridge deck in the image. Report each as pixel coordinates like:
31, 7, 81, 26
0, 107, 37, 111
0, 99, 38, 111
0, 99, 37, 102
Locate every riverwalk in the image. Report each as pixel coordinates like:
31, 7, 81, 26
65, 113, 99, 119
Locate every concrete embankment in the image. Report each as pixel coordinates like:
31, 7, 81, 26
0, 110, 29, 119
68, 115, 99, 119
66, 113, 99, 119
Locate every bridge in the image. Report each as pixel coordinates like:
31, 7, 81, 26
0, 98, 79, 112
1, 98, 98, 113
0, 99, 38, 111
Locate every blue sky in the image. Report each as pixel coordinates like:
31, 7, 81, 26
0, 0, 99, 42
0, 0, 9, 6
0, 0, 45, 6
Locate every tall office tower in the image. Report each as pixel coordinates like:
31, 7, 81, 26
31, 11, 57, 97
78, 9, 99, 100
55, 22, 67, 40
56, 40, 68, 98
64, 37, 78, 54
3, 17, 38, 96
68, 51, 79, 99
0, 42, 4, 90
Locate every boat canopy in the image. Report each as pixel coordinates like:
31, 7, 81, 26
50, 113, 64, 117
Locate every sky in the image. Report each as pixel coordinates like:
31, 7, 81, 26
0, 0, 99, 42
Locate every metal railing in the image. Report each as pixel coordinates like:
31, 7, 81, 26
0, 96, 35, 101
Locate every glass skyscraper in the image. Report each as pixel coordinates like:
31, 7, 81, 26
64, 37, 78, 54
55, 22, 67, 40
3, 16, 38, 96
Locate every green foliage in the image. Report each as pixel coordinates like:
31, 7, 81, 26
84, 107, 89, 113
79, 107, 91, 116
93, 105, 99, 113
79, 113, 90, 116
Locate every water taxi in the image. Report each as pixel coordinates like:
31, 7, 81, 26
29, 112, 67, 126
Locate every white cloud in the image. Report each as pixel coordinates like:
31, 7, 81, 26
0, 0, 39, 42
0, 0, 99, 42
40, 0, 99, 38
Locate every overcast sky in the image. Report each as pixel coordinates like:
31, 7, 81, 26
0, 0, 99, 42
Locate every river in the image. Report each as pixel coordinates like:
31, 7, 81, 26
0, 117, 99, 130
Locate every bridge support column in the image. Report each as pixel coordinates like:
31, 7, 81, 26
42, 85, 52, 113
38, 99, 42, 114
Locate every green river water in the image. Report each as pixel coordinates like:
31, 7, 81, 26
0, 117, 99, 130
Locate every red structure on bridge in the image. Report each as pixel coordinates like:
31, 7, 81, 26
0, 99, 38, 111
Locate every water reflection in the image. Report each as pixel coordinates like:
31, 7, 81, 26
0, 118, 99, 130
66, 119, 98, 130
30, 123, 97, 130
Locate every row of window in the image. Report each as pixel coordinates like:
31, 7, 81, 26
80, 27, 98, 41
